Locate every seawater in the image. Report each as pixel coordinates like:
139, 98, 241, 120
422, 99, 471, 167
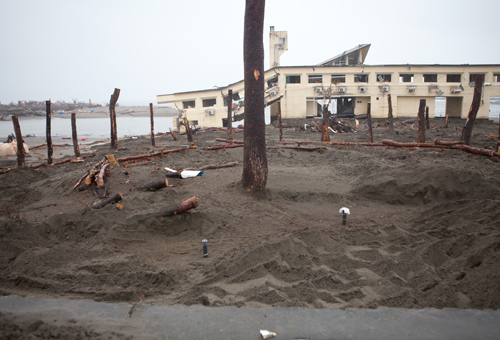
0, 116, 174, 139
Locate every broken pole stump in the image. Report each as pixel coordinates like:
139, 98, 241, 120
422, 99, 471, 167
46, 100, 53, 164
71, 112, 80, 157
92, 192, 123, 209
417, 99, 426, 143
184, 116, 193, 143
135, 178, 168, 191
11, 116, 25, 167
109, 88, 120, 150
227, 89, 233, 142
321, 104, 330, 141
169, 128, 178, 141
461, 74, 484, 146
161, 196, 198, 217
278, 100, 283, 142
367, 102, 373, 143
149, 103, 155, 147
425, 106, 430, 130
387, 94, 394, 134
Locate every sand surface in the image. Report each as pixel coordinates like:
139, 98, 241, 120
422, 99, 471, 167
1, 117, 499, 323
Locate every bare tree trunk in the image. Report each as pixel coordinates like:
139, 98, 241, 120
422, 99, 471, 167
418, 99, 426, 143
461, 74, 484, 145
321, 104, 331, 141
367, 102, 373, 143
227, 89, 233, 142
242, 0, 267, 192
71, 112, 80, 157
11, 116, 25, 167
109, 88, 120, 150
46, 100, 53, 164
278, 100, 283, 142
149, 103, 155, 147
387, 94, 394, 134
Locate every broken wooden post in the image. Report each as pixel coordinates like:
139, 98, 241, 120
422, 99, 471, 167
461, 74, 484, 146
497, 111, 500, 153
169, 128, 178, 141
242, 0, 268, 192
184, 116, 193, 143
46, 100, 53, 164
387, 94, 394, 133
227, 89, 233, 142
417, 99, 426, 143
444, 112, 449, 128
135, 178, 168, 191
149, 103, 155, 147
321, 104, 330, 141
161, 196, 198, 217
425, 106, 430, 130
71, 112, 80, 157
278, 99, 283, 142
11, 116, 25, 167
109, 88, 120, 150
92, 192, 123, 209
367, 102, 373, 143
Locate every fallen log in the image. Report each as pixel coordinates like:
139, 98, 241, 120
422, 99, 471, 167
135, 178, 169, 191
160, 196, 198, 217
450, 144, 500, 158
434, 139, 464, 146
201, 144, 244, 151
381, 140, 448, 149
199, 161, 238, 171
92, 192, 123, 209
116, 146, 195, 163
30, 153, 95, 170
0, 168, 12, 175
215, 138, 244, 144
267, 146, 326, 151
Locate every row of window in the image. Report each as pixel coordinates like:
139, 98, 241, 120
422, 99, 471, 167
182, 93, 241, 109
286, 73, 500, 85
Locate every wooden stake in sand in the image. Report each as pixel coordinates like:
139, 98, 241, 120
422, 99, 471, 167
11, 116, 25, 167
46, 100, 53, 164
461, 74, 484, 146
417, 99, 426, 143
387, 94, 394, 134
227, 89, 233, 142
367, 102, 373, 143
109, 88, 120, 150
71, 112, 80, 157
149, 103, 155, 147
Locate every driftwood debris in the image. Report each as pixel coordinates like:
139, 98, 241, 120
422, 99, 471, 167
215, 138, 244, 144
199, 161, 238, 171
161, 196, 198, 217
116, 146, 195, 163
268, 145, 326, 151
92, 192, 123, 209
135, 178, 169, 191
201, 144, 244, 151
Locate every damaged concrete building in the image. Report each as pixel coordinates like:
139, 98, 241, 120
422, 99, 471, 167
157, 27, 500, 128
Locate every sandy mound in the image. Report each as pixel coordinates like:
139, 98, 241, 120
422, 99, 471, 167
1, 118, 499, 310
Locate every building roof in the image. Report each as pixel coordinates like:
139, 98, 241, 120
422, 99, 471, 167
317, 44, 371, 66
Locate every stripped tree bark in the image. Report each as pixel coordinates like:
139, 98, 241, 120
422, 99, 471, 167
110, 88, 120, 150
71, 112, 80, 157
149, 103, 155, 147
367, 102, 373, 143
387, 94, 394, 134
11, 116, 25, 167
227, 89, 234, 142
461, 74, 484, 145
417, 99, 426, 143
46, 100, 53, 164
242, 0, 268, 192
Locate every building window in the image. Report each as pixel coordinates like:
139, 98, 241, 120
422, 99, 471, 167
308, 75, 322, 83
423, 74, 438, 83
469, 73, 485, 84
286, 75, 301, 84
447, 74, 461, 82
495, 74, 500, 82
202, 98, 216, 107
399, 74, 414, 83
182, 100, 195, 109
331, 75, 345, 83
354, 74, 368, 82
377, 74, 392, 82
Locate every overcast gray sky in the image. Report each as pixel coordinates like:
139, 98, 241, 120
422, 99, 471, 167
1, 0, 499, 106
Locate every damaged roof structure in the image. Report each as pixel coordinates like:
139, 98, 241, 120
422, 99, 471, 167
157, 27, 500, 128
